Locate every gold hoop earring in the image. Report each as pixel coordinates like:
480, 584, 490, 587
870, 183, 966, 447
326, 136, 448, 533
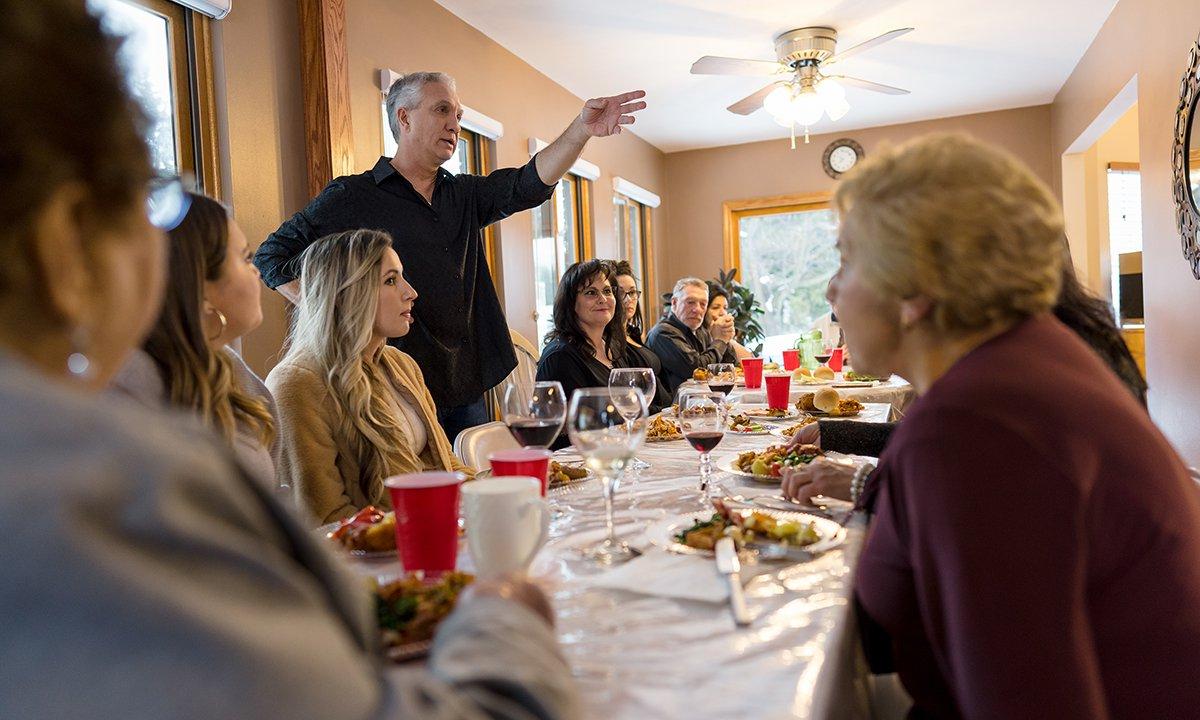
207, 308, 227, 342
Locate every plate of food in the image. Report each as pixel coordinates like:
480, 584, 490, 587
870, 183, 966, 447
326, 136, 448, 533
795, 390, 865, 418
719, 443, 826, 483
647, 500, 843, 559
726, 413, 769, 435
843, 371, 887, 383
375, 571, 474, 662
768, 416, 819, 440
646, 415, 684, 442
739, 405, 801, 421
320, 506, 397, 561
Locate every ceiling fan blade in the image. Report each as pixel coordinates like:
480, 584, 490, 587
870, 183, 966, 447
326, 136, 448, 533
727, 82, 784, 115
691, 55, 789, 77
826, 75, 910, 95
824, 27, 914, 66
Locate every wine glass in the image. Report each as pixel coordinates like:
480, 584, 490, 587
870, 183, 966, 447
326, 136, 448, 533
814, 344, 834, 367
609, 367, 655, 469
502, 381, 566, 448
567, 386, 647, 565
677, 389, 728, 499
706, 363, 736, 396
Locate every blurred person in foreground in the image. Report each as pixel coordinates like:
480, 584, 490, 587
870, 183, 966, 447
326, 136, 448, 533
821, 133, 1200, 718
0, 2, 577, 718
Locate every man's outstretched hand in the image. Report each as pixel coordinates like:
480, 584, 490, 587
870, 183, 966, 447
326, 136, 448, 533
580, 90, 647, 137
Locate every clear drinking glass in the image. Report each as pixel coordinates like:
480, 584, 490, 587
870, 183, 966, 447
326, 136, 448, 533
706, 362, 736, 396
567, 386, 647, 565
503, 381, 566, 448
677, 389, 728, 498
609, 367, 656, 469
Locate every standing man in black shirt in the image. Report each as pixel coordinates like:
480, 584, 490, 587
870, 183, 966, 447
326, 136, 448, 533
254, 72, 646, 442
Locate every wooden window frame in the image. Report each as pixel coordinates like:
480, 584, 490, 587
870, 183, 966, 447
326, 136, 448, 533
615, 193, 655, 324
722, 191, 832, 280
119, 0, 221, 197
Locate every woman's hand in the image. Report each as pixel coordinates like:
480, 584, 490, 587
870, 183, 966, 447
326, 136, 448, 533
780, 457, 855, 504
784, 422, 821, 450
463, 575, 555, 626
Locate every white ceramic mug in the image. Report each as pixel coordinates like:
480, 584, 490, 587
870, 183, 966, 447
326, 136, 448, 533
462, 476, 550, 577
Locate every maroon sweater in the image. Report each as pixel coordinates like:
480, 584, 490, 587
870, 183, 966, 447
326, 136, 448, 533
856, 315, 1200, 719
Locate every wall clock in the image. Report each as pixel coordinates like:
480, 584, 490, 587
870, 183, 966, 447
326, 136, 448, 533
823, 138, 864, 179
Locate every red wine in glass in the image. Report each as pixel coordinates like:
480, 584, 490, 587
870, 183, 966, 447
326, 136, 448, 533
686, 430, 724, 453
815, 353, 832, 365
507, 418, 562, 448
708, 382, 734, 395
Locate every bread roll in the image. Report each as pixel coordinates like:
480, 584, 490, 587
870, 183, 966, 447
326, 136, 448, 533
793, 366, 813, 378
814, 365, 835, 380
813, 387, 840, 413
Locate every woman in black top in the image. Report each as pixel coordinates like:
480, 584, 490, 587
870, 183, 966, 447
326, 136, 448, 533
538, 261, 668, 447
612, 261, 671, 405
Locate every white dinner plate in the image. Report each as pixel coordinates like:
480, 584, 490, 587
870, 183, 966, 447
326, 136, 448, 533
646, 509, 845, 559
317, 521, 395, 562
793, 377, 835, 386
726, 426, 771, 436
718, 455, 787, 484
767, 422, 817, 441
737, 405, 801, 422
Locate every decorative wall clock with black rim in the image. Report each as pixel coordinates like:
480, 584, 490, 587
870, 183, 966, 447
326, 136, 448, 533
1172, 30, 1200, 279
823, 138, 864, 179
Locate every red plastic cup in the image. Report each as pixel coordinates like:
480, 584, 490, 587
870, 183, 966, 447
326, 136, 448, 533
781, 349, 800, 372
489, 448, 552, 496
385, 471, 464, 575
741, 357, 764, 389
764, 372, 792, 409
829, 347, 845, 372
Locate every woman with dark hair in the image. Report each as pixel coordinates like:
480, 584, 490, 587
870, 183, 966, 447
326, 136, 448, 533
111, 192, 280, 489
612, 260, 670, 406
537, 260, 667, 446
704, 285, 754, 360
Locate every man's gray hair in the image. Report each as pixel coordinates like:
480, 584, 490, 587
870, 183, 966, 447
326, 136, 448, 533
385, 72, 456, 142
671, 277, 708, 301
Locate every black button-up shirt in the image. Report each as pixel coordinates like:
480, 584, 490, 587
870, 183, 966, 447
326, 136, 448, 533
254, 156, 556, 408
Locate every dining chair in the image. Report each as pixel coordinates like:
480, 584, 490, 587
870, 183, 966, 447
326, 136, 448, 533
453, 420, 518, 470
485, 328, 540, 421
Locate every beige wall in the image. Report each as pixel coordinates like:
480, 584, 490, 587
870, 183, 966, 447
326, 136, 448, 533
212, 0, 306, 374
1050, 0, 1200, 463
661, 105, 1054, 286
343, 0, 668, 342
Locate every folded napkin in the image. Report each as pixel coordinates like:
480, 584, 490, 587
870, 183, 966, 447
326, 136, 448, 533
583, 548, 729, 603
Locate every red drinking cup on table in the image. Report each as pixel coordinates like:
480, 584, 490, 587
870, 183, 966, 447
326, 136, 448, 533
489, 448, 552, 496
384, 471, 464, 575
829, 347, 844, 372
764, 372, 792, 410
781, 349, 800, 372
741, 357, 764, 389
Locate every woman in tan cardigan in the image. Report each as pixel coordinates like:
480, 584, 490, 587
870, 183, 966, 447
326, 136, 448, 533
267, 229, 473, 524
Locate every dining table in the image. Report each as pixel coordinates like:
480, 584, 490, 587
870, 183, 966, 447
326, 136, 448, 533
724, 374, 916, 418
349, 396, 902, 720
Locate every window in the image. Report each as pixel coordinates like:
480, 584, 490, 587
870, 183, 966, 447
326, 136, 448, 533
1107, 164, 1143, 322
89, 0, 219, 192
614, 194, 654, 327
533, 174, 592, 346
724, 193, 838, 360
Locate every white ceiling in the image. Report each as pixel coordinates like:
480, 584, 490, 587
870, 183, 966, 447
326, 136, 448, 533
433, 0, 1118, 153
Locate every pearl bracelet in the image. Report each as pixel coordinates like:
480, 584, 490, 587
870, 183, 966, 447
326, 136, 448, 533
851, 462, 875, 507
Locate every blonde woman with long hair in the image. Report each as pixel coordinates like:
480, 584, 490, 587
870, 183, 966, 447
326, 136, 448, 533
111, 192, 279, 488
268, 229, 473, 524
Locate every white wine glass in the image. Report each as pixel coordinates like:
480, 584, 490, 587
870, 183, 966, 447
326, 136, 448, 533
567, 386, 647, 565
609, 367, 655, 469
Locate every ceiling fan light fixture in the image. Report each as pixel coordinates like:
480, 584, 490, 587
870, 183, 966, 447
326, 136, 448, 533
791, 88, 825, 127
763, 84, 795, 122
825, 96, 851, 121
815, 77, 845, 101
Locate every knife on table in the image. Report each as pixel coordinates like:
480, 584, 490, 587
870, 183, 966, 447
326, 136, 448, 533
715, 537, 751, 626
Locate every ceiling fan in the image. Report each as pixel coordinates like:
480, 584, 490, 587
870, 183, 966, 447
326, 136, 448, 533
691, 26, 913, 143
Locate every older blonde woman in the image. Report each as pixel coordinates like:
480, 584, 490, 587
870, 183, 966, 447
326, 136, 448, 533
268, 229, 473, 525
836, 134, 1200, 718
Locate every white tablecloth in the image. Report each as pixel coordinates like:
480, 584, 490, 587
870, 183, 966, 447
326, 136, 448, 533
348, 420, 883, 719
